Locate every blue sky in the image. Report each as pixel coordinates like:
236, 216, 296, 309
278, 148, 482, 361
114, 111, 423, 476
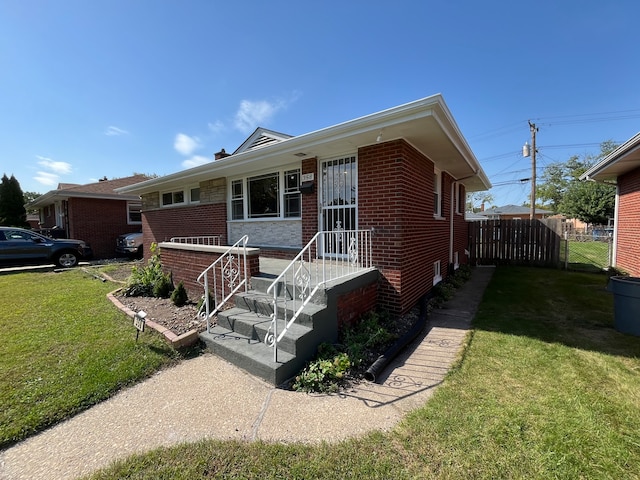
1, 0, 638, 208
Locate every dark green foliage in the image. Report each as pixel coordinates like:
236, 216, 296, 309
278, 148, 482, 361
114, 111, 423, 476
124, 243, 174, 298
171, 281, 189, 307
0, 174, 28, 227
293, 310, 394, 393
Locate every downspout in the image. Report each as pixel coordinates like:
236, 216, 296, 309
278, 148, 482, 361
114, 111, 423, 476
612, 183, 620, 267
449, 182, 455, 268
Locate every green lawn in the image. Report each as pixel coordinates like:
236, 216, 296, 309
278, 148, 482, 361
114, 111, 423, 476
85, 267, 640, 479
0, 268, 184, 448
562, 239, 612, 272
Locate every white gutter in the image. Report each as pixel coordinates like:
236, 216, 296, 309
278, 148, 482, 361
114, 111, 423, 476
581, 131, 640, 180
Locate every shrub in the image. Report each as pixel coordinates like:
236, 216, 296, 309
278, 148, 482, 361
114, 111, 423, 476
123, 243, 174, 298
171, 281, 189, 307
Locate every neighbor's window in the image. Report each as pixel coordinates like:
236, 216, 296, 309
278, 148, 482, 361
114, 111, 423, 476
284, 169, 301, 218
454, 251, 459, 269
162, 190, 185, 206
249, 172, 279, 218
434, 169, 443, 217
231, 180, 244, 220
433, 260, 442, 286
127, 202, 142, 224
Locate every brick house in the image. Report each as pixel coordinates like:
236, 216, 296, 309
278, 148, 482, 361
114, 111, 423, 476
119, 95, 491, 316
29, 174, 150, 259
581, 132, 640, 276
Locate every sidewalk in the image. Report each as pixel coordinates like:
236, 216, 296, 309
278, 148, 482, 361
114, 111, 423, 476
0, 266, 494, 480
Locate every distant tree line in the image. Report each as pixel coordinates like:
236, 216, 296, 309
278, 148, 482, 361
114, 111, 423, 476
0, 174, 40, 227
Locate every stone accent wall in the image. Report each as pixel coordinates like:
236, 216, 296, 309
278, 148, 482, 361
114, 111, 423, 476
200, 178, 226, 203
229, 220, 302, 248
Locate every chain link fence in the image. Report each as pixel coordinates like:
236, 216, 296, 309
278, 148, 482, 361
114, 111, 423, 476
560, 230, 613, 272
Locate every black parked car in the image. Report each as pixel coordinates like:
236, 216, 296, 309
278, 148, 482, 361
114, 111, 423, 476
0, 227, 93, 268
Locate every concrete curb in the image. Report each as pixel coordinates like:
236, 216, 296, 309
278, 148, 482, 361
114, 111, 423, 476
106, 288, 199, 349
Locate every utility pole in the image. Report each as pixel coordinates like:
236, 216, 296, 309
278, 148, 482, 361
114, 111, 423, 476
523, 121, 538, 220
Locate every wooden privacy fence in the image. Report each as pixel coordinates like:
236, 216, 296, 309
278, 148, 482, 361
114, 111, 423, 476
468, 219, 563, 267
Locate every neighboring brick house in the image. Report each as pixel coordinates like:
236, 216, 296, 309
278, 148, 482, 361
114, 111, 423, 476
118, 95, 491, 314
581, 132, 640, 276
28, 174, 150, 259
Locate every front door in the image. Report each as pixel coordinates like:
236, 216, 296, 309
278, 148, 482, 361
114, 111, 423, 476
320, 155, 357, 257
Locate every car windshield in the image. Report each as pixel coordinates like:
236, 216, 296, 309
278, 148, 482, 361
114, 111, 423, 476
2, 230, 46, 242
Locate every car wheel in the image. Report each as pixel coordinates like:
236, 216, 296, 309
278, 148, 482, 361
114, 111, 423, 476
56, 252, 79, 268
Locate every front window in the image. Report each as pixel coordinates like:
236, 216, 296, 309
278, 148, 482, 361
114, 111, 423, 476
162, 190, 185, 206
190, 187, 200, 203
231, 180, 244, 220
230, 168, 302, 220
284, 169, 301, 218
248, 172, 279, 218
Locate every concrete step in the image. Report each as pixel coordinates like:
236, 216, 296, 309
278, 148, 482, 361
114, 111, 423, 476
216, 307, 314, 356
200, 326, 309, 386
232, 291, 326, 327
249, 275, 328, 305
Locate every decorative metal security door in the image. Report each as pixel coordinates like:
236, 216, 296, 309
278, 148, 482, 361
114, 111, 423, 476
320, 155, 357, 257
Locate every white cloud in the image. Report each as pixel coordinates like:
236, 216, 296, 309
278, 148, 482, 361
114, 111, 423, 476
174, 133, 201, 156
34, 171, 60, 186
181, 155, 211, 169
234, 100, 278, 134
36, 156, 72, 174
105, 126, 129, 136
207, 120, 225, 134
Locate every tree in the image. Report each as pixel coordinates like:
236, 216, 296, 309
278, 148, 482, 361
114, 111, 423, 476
561, 180, 615, 225
466, 192, 494, 212
23, 191, 42, 215
0, 174, 29, 227
536, 140, 618, 223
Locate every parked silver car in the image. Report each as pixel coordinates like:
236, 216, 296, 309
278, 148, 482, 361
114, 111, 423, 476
116, 232, 143, 258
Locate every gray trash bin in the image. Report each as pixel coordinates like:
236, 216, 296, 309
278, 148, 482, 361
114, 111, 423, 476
607, 276, 640, 336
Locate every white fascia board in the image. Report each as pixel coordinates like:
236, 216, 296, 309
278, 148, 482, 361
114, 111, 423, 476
118, 94, 490, 194
581, 131, 640, 180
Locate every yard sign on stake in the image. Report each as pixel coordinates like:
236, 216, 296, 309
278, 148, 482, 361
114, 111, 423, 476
134, 310, 147, 342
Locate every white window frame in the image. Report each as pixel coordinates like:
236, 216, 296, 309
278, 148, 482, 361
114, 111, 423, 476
455, 183, 463, 215
189, 186, 201, 204
161, 185, 200, 208
454, 251, 459, 270
127, 202, 142, 225
434, 168, 443, 218
229, 167, 302, 221
433, 260, 442, 286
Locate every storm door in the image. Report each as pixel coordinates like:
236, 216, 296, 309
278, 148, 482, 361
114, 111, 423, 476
319, 155, 357, 257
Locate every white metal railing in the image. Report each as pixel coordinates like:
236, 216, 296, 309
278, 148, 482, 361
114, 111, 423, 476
171, 235, 221, 246
197, 235, 248, 332
265, 229, 373, 361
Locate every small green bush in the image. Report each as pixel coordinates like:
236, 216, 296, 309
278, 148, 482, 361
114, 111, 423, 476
123, 243, 174, 298
292, 349, 351, 393
171, 281, 189, 307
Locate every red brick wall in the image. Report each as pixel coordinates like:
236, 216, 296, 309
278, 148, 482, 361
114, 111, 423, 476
336, 282, 378, 330
159, 246, 260, 300
301, 157, 318, 255
142, 203, 227, 261
358, 139, 454, 315
616, 168, 640, 276
453, 183, 470, 267
67, 198, 139, 259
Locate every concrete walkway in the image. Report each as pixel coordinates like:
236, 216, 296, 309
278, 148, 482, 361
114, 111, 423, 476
0, 267, 494, 480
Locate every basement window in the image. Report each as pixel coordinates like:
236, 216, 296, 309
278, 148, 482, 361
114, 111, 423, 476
127, 202, 142, 224
433, 260, 442, 286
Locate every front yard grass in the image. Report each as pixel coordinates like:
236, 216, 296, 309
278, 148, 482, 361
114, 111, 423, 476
0, 268, 183, 448
85, 267, 640, 480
